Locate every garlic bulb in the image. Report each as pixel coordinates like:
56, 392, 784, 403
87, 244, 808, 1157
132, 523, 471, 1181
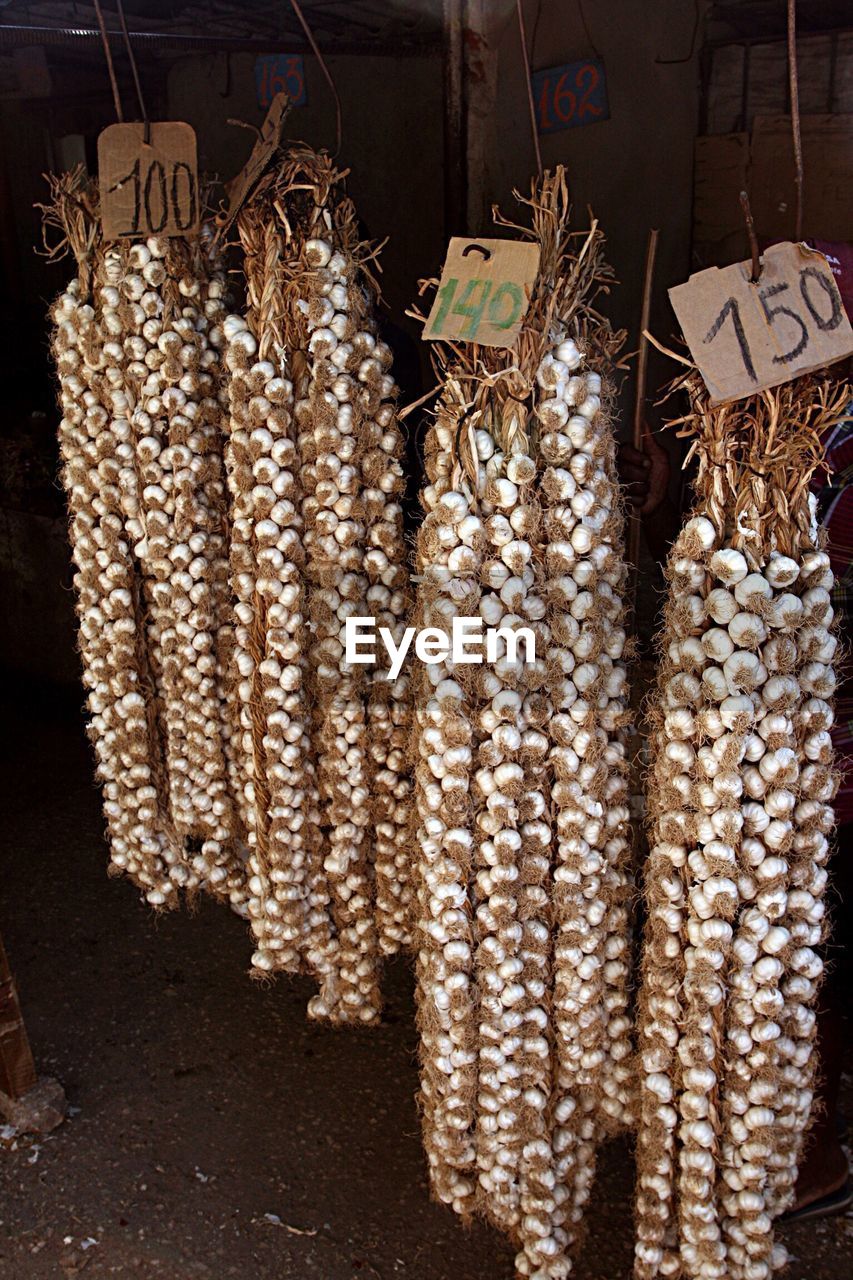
634, 369, 846, 1280
413, 172, 633, 1279
47, 170, 246, 910
223, 145, 412, 1022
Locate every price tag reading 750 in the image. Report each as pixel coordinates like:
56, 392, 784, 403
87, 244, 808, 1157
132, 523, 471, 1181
669, 241, 853, 405
423, 237, 541, 348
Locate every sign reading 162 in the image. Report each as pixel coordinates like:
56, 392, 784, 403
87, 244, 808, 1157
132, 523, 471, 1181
533, 58, 609, 135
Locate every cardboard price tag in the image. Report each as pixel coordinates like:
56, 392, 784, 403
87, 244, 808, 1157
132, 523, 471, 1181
669, 241, 853, 405
423, 238, 540, 347
216, 92, 291, 242
98, 122, 199, 240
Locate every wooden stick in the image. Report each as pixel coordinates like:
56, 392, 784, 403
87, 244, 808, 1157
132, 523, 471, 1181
0, 930, 37, 1102
516, 0, 543, 181
115, 0, 150, 141
739, 189, 760, 282
92, 0, 124, 123
442, 0, 466, 236
787, 0, 804, 241
627, 226, 660, 591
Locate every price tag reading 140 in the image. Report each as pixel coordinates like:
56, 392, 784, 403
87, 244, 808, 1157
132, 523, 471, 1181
423, 238, 541, 348
669, 241, 853, 405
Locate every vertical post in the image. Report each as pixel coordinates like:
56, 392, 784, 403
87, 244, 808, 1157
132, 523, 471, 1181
463, 0, 500, 235
442, 0, 501, 237
787, 0, 804, 241
0, 928, 37, 1102
442, 0, 466, 238
626, 226, 660, 608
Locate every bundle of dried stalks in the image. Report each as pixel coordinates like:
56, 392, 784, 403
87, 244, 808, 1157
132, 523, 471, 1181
45, 167, 247, 910
634, 368, 848, 1280
223, 144, 412, 1023
411, 167, 635, 1278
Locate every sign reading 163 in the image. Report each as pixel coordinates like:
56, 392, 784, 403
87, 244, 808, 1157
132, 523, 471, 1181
255, 55, 306, 109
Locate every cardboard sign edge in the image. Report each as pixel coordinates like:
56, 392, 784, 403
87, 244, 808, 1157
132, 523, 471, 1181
707, 347, 852, 407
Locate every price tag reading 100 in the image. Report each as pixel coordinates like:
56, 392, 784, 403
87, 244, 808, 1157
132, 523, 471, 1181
98, 122, 200, 240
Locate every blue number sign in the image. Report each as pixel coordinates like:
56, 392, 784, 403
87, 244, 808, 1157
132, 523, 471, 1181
532, 59, 609, 135
255, 55, 307, 110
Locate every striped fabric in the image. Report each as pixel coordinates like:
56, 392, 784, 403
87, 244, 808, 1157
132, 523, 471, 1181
813, 406, 853, 825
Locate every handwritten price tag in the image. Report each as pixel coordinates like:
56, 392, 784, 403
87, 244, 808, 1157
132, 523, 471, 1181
215, 93, 291, 243
423, 238, 541, 348
669, 241, 853, 405
98, 122, 199, 240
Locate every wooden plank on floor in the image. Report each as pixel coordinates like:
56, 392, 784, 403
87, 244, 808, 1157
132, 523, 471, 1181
0, 929, 37, 1101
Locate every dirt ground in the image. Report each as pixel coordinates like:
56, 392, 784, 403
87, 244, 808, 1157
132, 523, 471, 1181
1, 690, 851, 1280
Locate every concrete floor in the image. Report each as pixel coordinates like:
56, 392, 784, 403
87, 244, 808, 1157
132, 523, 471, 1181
0, 692, 850, 1280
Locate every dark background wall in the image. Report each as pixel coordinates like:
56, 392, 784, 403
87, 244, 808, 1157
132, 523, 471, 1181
1, 0, 847, 682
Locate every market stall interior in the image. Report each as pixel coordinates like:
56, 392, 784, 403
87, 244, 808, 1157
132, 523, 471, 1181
0, 1, 851, 1278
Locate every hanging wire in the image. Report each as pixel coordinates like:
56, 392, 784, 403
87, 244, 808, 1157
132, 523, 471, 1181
577, 0, 601, 60
787, 0, 804, 241
115, 0, 151, 143
529, 0, 542, 62
516, 0, 543, 182
288, 0, 342, 156
656, 0, 701, 66
92, 0, 124, 121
